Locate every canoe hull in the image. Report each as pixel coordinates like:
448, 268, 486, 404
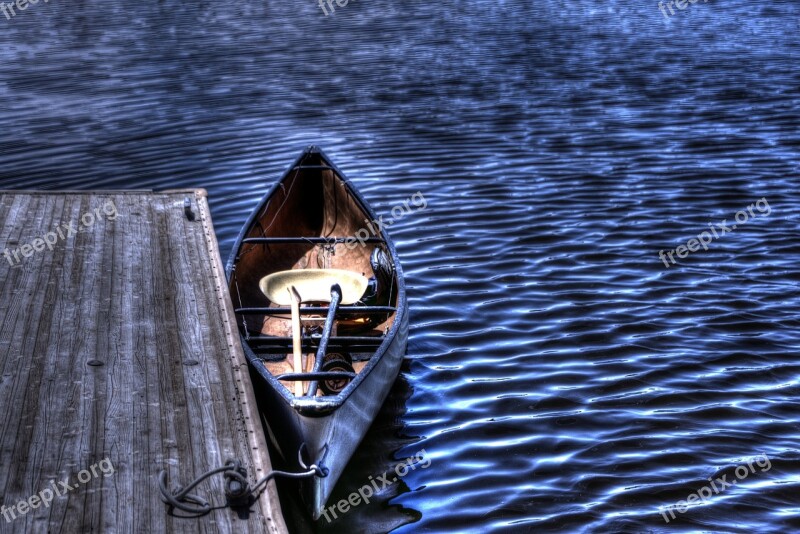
243, 306, 408, 519
225, 145, 408, 519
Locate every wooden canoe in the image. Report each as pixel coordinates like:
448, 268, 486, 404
225, 146, 408, 520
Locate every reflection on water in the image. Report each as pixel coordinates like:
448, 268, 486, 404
1, 0, 799, 531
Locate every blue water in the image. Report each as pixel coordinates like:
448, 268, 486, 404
1, 0, 800, 532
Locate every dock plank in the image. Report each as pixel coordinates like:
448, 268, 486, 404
0, 190, 286, 533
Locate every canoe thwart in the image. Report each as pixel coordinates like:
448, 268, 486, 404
242, 236, 385, 245
248, 335, 384, 346
274, 371, 357, 381
290, 164, 334, 171
249, 335, 385, 358
234, 305, 396, 316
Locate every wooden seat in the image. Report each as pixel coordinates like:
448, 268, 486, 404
259, 269, 368, 305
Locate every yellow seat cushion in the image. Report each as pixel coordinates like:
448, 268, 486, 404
259, 269, 368, 306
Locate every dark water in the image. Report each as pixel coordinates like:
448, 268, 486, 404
2, 0, 800, 532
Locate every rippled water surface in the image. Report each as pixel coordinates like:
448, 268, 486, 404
2, 0, 800, 532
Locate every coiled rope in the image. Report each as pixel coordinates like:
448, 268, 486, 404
158, 445, 329, 515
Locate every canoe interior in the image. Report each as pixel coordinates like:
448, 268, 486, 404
229, 152, 398, 396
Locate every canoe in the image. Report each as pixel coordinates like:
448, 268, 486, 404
225, 146, 408, 519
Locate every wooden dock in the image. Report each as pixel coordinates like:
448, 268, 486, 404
0, 190, 287, 533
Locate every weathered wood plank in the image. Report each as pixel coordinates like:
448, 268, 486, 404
0, 190, 286, 533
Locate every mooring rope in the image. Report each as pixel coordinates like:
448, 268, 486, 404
158, 445, 329, 515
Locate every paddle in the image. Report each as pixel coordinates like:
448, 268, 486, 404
306, 284, 342, 397
288, 285, 304, 397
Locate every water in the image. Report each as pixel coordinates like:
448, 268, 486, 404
1, 0, 799, 532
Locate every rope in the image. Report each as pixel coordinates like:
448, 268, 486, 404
386, 245, 395, 303
158, 445, 329, 516
323, 172, 339, 239
261, 165, 301, 236
239, 158, 303, 262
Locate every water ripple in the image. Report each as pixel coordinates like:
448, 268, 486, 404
1, 0, 799, 532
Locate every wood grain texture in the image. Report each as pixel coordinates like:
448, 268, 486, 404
0, 190, 286, 533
